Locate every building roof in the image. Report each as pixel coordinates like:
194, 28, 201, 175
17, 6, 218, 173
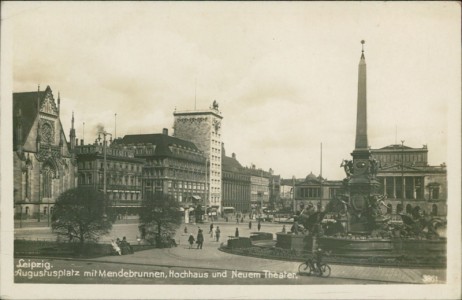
373, 144, 423, 151
116, 134, 201, 156
13, 89, 48, 149
222, 155, 243, 172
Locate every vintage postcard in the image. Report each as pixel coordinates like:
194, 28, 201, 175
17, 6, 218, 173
1, 1, 461, 299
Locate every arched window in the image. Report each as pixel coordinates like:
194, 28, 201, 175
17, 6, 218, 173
406, 204, 412, 214
432, 204, 438, 216
42, 163, 54, 198
396, 203, 403, 213
25, 206, 29, 215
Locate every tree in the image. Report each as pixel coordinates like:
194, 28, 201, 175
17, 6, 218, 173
138, 192, 181, 247
51, 187, 114, 244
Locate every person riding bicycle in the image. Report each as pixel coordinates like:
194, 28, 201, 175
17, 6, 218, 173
312, 248, 328, 274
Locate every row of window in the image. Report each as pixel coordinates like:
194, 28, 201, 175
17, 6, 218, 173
167, 181, 206, 190
78, 173, 141, 186
374, 153, 426, 163
78, 161, 142, 172
299, 187, 321, 198
108, 192, 140, 201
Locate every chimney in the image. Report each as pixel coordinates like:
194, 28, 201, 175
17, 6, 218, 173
162, 128, 168, 135
80, 139, 84, 146
232, 153, 236, 159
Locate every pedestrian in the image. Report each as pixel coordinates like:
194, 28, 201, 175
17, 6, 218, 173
111, 239, 121, 255
235, 227, 239, 238
188, 233, 195, 249
209, 223, 214, 236
215, 226, 221, 242
282, 224, 286, 233
236, 217, 239, 224
257, 221, 261, 232
241, 217, 244, 223
196, 230, 204, 249
249, 221, 252, 230
184, 226, 188, 234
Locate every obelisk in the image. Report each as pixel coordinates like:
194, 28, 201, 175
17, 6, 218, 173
355, 40, 368, 150
347, 40, 381, 233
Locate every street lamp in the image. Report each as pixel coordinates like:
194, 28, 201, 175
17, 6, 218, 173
401, 140, 405, 209
97, 130, 112, 220
260, 171, 264, 213
292, 176, 296, 213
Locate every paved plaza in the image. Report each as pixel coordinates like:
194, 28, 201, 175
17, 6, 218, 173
14, 219, 446, 284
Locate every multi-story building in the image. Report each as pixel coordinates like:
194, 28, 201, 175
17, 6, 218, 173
244, 166, 271, 213
371, 144, 447, 216
294, 173, 343, 213
114, 129, 207, 213
269, 171, 281, 210
173, 102, 223, 211
75, 141, 144, 215
222, 152, 251, 213
13, 85, 77, 221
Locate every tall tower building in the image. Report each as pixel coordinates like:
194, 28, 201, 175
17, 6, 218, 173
173, 101, 223, 211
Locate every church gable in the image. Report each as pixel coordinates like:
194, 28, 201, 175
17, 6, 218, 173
39, 86, 59, 116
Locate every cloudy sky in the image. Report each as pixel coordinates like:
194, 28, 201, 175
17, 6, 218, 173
4, 1, 460, 179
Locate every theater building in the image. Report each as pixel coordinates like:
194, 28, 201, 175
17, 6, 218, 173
371, 144, 447, 217
13, 85, 77, 221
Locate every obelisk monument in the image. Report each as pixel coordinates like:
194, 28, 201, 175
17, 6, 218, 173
347, 40, 381, 233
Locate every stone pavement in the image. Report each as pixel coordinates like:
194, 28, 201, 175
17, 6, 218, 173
85, 223, 446, 284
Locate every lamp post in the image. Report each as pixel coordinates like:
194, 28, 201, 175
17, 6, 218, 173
97, 130, 112, 220
292, 176, 296, 213
260, 171, 264, 213
401, 140, 405, 209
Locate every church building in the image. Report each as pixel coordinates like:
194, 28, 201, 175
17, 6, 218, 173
13, 85, 77, 221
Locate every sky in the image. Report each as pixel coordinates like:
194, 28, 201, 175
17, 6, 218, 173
3, 1, 460, 180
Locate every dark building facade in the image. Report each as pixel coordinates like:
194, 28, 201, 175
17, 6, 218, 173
13, 86, 77, 221
75, 142, 145, 215
114, 129, 207, 212
222, 153, 251, 213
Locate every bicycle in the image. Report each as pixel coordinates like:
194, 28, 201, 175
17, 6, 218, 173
298, 259, 331, 277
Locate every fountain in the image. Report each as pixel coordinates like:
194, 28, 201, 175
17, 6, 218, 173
275, 41, 446, 266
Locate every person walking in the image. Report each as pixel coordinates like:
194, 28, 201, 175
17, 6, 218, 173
257, 220, 261, 232
209, 223, 214, 236
249, 221, 252, 230
215, 226, 221, 242
235, 227, 239, 237
188, 233, 195, 249
196, 229, 204, 249
282, 224, 286, 233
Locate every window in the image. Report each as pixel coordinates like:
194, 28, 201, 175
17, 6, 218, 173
42, 164, 54, 198
430, 187, 440, 200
